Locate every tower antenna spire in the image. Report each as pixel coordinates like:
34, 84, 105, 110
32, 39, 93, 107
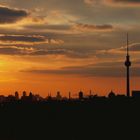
127, 33, 129, 56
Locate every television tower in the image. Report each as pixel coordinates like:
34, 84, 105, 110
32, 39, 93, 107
124, 33, 131, 97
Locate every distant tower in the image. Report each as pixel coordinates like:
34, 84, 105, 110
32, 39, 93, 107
124, 33, 131, 97
69, 92, 71, 100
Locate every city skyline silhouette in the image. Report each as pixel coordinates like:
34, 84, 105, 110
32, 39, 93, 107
0, 1, 140, 96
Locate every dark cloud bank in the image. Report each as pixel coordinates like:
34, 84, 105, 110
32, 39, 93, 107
0, 5, 29, 24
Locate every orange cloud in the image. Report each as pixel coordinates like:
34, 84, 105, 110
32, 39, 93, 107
0, 34, 64, 46
0, 34, 48, 45
84, 0, 140, 6
84, 0, 98, 5
105, 0, 140, 6
73, 23, 114, 32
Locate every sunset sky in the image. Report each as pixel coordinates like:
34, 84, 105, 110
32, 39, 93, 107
0, 0, 140, 97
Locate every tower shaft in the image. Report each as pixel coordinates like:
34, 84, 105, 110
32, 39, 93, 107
126, 64, 130, 97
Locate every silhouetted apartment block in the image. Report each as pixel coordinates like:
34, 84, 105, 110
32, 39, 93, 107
132, 91, 140, 97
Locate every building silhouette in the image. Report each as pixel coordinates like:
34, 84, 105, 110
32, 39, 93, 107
15, 91, 19, 100
132, 90, 140, 98
22, 91, 27, 97
108, 90, 116, 98
79, 91, 84, 100
56, 91, 62, 100
69, 92, 71, 100
124, 33, 131, 97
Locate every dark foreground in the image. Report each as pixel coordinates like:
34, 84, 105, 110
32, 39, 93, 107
0, 98, 140, 140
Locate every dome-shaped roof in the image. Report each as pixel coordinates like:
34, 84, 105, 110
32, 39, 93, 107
108, 90, 116, 98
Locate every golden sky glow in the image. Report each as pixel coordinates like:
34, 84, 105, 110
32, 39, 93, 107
0, 0, 140, 97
